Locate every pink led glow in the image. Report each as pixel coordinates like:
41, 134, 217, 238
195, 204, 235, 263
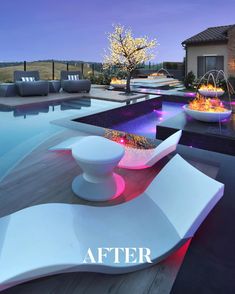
110, 173, 125, 200
221, 118, 230, 123
154, 109, 169, 115
170, 239, 192, 260
186, 92, 196, 97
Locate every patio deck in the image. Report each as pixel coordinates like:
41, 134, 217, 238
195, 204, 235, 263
0, 129, 230, 294
0, 87, 147, 108
0, 130, 188, 293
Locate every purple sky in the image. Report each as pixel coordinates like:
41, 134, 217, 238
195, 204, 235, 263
1, 0, 234, 63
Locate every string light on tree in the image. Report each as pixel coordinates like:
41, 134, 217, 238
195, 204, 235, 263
103, 25, 157, 94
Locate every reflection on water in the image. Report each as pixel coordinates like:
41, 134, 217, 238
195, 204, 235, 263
0, 98, 118, 181
3, 98, 92, 118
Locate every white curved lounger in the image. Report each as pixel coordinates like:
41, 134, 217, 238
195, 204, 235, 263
119, 130, 182, 169
49, 131, 182, 170
0, 155, 224, 291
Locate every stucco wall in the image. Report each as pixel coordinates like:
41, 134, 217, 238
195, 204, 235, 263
187, 44, 228, 77
227, 27, 235, 77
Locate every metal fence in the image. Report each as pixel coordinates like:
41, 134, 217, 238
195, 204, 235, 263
0, 60, 103, 82
0, 60, 184, 82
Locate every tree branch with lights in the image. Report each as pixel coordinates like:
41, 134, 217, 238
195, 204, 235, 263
103, 25, 157, 94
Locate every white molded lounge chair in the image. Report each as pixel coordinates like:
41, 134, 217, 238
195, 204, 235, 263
119, 130, 182, 169
0, 155, 224, 291
49, 130, 182, 169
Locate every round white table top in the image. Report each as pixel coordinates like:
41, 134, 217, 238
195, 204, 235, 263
72, 136, 124, 164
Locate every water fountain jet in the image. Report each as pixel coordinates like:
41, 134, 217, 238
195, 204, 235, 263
183, 70, 233, 122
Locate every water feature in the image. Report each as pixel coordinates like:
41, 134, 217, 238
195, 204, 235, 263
184, 70, 234, 123
196, 69, 234, 102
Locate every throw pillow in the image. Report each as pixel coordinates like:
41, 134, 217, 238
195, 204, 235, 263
22, 77, 36, 82
68, 74, 79, 81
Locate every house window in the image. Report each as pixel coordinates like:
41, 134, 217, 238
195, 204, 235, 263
205, 56, 217, 72
197, 56, 224, 77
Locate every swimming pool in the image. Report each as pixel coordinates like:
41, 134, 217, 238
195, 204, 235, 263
0, 96, 184, 182
0, 98, 121, 181
112, 102, 184, 137
73, 100, 184, 139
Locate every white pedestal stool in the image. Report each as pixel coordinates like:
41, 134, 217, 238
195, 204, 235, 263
72, 136, 125, 201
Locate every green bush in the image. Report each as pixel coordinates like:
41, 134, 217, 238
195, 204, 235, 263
164, 62, 178, 70
184, 71, 195, 88
86, 69, 128, 85
115, 70, 127, 79
87, 73, 112, 85
217, 79, 228, 91
215, 77, 235, 95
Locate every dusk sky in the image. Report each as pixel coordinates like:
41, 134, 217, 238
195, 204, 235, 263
1, 0, 234, 63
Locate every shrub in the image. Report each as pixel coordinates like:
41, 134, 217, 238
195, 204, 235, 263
184, 71, 195, 88
87, 73, 111, 85
115, 70, 127, 79
217, 79, 228, 91
216, 77, 235, 95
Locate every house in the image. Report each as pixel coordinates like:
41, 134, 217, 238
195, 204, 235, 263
182, 25, 235, 78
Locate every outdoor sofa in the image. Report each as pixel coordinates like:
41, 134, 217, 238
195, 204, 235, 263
14, 71, 49, 96
61, 70, 91, 93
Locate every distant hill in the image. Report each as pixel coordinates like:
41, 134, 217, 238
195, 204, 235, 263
0, 60, 101, 67
0, 60, 102, 82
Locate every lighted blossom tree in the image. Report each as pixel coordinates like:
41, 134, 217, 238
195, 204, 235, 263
104, 25, 157, 94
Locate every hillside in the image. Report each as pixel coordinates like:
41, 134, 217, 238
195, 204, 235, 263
0, 61, 97, 82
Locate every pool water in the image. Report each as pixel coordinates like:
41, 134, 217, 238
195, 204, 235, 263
0, 98, 184, 182
0, 98, 120, 181
111, 102, 184, 138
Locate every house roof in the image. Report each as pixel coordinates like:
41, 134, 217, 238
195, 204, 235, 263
182, 25, 235, 46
